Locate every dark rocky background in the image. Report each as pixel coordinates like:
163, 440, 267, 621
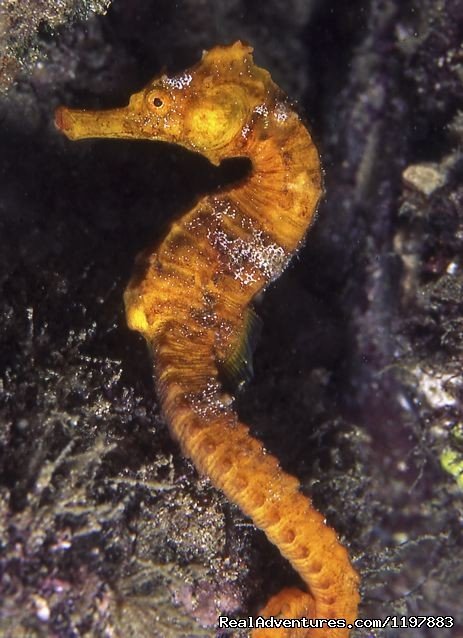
1, 1, 463, 636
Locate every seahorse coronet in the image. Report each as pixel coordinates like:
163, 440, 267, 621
56, 40, 360, 637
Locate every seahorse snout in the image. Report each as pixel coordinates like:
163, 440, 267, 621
54, 106, 70, 134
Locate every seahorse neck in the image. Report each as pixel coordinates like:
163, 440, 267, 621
219, 122, 322, 254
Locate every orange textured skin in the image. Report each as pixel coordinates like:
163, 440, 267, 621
55, 42, 360, 636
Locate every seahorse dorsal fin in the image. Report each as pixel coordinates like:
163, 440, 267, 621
220, 305, 262, 392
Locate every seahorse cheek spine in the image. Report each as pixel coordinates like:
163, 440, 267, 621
55, 41, 360, 637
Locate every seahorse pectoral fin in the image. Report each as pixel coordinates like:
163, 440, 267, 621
219, 305, 262, 392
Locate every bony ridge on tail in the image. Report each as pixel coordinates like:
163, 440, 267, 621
56, 41, 360, 637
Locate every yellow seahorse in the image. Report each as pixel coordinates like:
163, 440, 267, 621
55, 41, 360, 637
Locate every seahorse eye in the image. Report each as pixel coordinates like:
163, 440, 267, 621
146, 89, 169, 112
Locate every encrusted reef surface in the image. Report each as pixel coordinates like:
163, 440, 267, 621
1, 1, 462, 636
0, 0, 112, 92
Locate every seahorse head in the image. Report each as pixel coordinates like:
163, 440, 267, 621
55, 41, 275, 165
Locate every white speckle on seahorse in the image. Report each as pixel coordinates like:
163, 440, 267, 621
163, 73, 193, 89
208, 225, 288, 285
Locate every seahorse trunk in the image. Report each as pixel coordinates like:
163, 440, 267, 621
154, 329, 359, 637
